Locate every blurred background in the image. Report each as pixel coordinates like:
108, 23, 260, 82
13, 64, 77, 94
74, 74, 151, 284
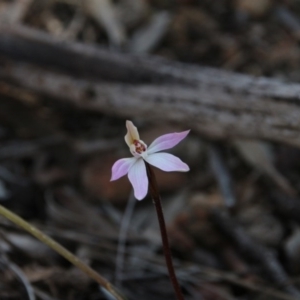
1, 0, 300, 299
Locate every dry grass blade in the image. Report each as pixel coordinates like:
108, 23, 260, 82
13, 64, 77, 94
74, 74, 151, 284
233, 140, 296, 196
0, 255, 35, 300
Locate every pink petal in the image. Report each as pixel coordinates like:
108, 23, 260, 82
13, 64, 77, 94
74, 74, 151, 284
111, 157, 137, 181
147, 130, 190, 154
145, 153, 189, 172
128, 159, 148, 200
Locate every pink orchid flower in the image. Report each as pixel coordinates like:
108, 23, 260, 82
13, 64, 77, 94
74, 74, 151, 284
111, 121, 190, 200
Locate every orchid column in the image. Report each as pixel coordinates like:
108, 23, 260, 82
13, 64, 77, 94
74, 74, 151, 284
111, 121, 189, 300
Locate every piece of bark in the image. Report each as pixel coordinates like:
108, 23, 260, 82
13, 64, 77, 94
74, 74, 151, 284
0, 0, 33, 25
128, 11, 171, 53
2, 26, 300, 147
83, 0, 126, 48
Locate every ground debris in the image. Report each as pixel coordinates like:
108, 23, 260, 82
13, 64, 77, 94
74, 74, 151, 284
1, 1, 300, 299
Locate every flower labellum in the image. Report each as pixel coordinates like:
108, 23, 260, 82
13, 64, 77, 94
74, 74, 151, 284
111, 121, 190, 200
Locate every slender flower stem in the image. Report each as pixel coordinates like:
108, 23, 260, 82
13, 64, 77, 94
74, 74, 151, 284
145, 163, 185, 300
0, 204, 126, 300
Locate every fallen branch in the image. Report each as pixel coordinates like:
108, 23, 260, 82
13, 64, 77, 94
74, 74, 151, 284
1, 25, 300, 146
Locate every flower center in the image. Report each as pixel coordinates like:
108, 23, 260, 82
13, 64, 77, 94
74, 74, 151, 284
130, 139, 147, 157
133, 140, 147, 154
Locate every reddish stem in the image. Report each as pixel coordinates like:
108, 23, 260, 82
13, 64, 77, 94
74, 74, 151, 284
145, 163, 185, 300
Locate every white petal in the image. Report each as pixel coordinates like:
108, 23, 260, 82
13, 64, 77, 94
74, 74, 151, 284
125, 120, 140, 147
128, 159, 148, 200
111, 157, 137, 181
147, 130, 190, 154
145, 153, 189, 172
